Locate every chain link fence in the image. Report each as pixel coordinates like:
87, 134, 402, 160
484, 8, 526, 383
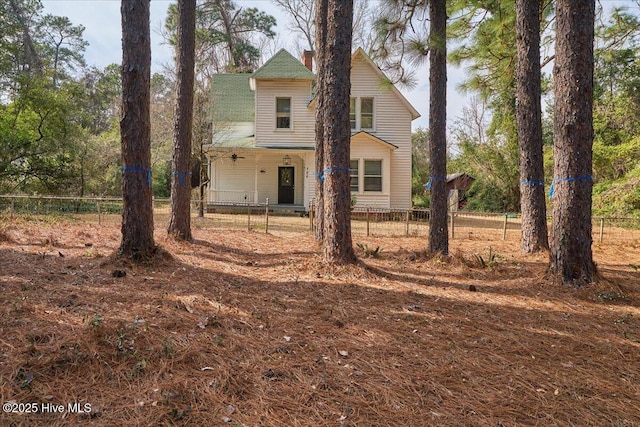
1, 195, 639, 243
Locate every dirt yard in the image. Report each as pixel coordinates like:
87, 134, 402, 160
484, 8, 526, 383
1, 215, 639, 426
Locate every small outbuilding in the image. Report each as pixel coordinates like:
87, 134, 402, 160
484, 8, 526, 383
425, 173, 475, 211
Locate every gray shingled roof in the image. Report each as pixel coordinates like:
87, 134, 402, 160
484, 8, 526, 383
251, 49, 315, 80
210, 74, 254, 122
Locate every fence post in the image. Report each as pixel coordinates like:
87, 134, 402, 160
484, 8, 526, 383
97, 198, 102, 225
405, 210, 410, 236
247, 204, 251, 231
502, 214, 508, 240
450, 211, 455, 239
10, 197, 15, 218
366, 207, 370, 237
309, 202, 314, 232
265, 198, 269, 234
599, 217, 604, 244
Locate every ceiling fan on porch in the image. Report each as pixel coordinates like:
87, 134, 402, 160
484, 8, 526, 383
228, 153, 245, 162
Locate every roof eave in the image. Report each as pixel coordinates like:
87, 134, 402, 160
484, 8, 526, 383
351, 130, 399, 150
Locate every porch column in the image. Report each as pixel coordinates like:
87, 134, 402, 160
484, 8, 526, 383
254, 155, 259, 204
209, 158, 215, 202
303, 153, 311, 209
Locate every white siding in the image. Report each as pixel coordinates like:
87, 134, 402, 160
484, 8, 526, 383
351, 194, 391, 209
211, 52, 417, 211
211, 153, 257, 203
350, 55, 414, 209
304, 139, 393, 210
212, 122, 254, 144
303, 152, 315, 208
350, 137, 392, 209
211, 150, 306, 205
254, 152, 305, 205
254, 80, 315, 147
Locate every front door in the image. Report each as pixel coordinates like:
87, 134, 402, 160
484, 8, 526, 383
278, 166, 295, 204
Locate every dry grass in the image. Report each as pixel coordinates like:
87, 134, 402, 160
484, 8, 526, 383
0, 215, 639, 426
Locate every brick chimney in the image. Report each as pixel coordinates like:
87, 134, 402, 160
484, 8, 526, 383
302, 50, 314, 71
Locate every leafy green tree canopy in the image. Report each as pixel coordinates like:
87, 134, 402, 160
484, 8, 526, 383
164, 0, 276, 73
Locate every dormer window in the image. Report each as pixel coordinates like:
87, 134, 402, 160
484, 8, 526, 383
276, 97, 291, 129
350, 97, 375, 131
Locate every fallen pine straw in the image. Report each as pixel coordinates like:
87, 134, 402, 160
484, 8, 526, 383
0, 216, 639, 426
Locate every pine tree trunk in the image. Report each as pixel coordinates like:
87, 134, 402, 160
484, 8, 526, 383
516, 0, 549, 253
320, 0, 356, 264
428, 0, 448, 255
168, 0, 196, 240
550, 0, 597, 286
120, 0, 155, 259
313, 0, 328, 242
8, 0, 43, 74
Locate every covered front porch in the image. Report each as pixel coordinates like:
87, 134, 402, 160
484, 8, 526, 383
204, 198, 306, 215
206, 147, 313, 212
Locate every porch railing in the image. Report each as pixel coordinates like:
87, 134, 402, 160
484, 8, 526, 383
208, 189, 255, 205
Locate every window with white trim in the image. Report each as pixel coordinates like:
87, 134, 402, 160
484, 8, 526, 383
350, 159, 383, 193
361, 98, 374, 129
349, 98, 357, 130
364, 160, 382, 192
276, 97, 291, 129
349, 97, 374, 131
349, 160, 359, 192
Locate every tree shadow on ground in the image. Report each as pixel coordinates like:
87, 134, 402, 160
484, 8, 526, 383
1, 230, 640, 426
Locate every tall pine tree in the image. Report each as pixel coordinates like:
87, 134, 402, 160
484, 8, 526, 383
550, 0, 597, 285
168, 0, 196, 241
317, 0, 356, 264
516, 0, 548, 253
120, 0, 155, 259
428, 0, 448, 255
313, 0, 328, 242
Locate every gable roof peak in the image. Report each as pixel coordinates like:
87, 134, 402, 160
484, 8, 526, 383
351, 48, 420, 120
251, 49, 315, 80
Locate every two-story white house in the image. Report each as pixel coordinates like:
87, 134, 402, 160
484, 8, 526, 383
204, 48, 420, 212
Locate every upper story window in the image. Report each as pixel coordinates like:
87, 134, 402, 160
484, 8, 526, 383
360, 98, 374, 129
276, 97, 291, 129
350, 97, 374, 131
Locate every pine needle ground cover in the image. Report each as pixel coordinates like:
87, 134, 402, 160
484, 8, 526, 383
1, 216, 639, 426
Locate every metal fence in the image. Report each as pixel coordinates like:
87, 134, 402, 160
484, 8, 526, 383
1, 195, 639, 243
346, 207, 640, 243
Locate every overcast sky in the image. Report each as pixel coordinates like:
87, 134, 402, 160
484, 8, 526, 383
40, 0, 457, 129
39, 0, 634, 131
